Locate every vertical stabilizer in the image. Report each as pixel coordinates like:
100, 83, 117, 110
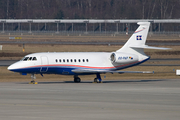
116, 22, 170, 61
116, 22, 150, 53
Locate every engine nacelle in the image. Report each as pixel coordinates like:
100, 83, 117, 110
110, 52, 139, 64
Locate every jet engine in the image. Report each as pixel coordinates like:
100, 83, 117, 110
110, 52, 139, 64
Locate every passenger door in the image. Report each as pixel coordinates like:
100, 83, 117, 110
40, 56, 48, 72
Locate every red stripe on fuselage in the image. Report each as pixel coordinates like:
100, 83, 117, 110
19, 60, 140, 70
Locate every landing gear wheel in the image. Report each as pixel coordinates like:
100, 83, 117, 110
29, 74, 38, 84
94, 74, 102, 83
29, 80, 38, 84
74, 77, 81, 83
94, 78, 98, 83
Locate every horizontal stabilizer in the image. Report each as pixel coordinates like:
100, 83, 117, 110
72, 69, 153, 74
130, 45, 171, 50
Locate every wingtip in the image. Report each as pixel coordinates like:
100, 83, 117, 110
143, 71, 154, 74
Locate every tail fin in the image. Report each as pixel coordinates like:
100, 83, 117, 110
116, 22, 170, 61
117, 22, 150, 53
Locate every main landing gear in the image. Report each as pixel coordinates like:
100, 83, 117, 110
93, 73, 102, 83
74, 74, 102, 83
29, 74, 38, 84
74, 75, 81, 83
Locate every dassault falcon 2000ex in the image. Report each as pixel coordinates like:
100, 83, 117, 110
8, 22, 169, 83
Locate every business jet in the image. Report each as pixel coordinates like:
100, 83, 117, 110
8, 22, 169, 84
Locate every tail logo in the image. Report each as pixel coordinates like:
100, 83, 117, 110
136, 35, 142, 40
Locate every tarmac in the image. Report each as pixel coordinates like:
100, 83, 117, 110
0, 79, 180, 120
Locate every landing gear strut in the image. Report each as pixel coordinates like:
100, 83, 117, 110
29, 74, 38, 84
94, 73, 102, 83
74, 75, 81, 83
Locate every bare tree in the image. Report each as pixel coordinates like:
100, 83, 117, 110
0, 0, 180, 19
142, 0, 146, 19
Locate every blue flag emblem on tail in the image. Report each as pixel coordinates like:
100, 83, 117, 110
136, 35, 142, 40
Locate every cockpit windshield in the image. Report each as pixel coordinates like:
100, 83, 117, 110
32, 57, 37, 60
21, 57, 37, 61
20, 57, 25, 61
23, 57, 29, 61
28, 57, 32, 61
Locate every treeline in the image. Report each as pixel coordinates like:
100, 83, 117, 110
0, 0, 179, 19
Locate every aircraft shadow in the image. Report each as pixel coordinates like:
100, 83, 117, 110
18, 79, 166, 84
102, 79, 165, 83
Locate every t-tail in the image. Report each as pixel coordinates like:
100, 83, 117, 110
116, 22, 170, 61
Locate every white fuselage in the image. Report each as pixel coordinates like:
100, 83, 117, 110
8, 52, 149, 75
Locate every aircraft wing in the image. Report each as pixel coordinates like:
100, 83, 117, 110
72, 69, 153, 74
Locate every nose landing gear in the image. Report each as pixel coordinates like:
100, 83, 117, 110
29, 74, 38, 84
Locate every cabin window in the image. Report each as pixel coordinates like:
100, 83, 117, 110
83, 59, 85, 62
86, 59, 89, 62
59, 59, 61, 62
67, 59, 69, 62
74, 59, 76, 62
32, 57, 37, 61
71, 59, 73, 62
63, 59, 65, 62
79, 59, 81, 62
55, 59, 58, 62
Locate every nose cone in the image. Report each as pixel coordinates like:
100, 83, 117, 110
7, 65, 12, 70
8, 64, 17, 71
7, 61, 22, 72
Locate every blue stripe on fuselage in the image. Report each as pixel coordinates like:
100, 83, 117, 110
9, 57, 150, 75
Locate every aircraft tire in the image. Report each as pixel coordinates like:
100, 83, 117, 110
74, 77, 81, 83
94, 78, 98, 83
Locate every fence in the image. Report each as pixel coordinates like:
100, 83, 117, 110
1, 31, 180, 37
